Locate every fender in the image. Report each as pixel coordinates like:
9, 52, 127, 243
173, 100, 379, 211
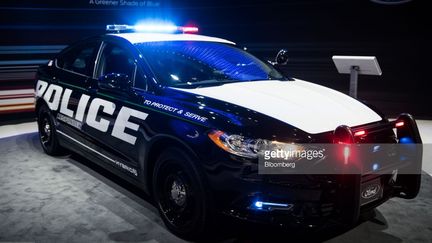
139, 133, 203, 193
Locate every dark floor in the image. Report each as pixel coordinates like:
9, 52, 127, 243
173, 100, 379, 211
0, 133, 431, 242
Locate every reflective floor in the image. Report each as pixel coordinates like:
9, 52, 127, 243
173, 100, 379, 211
0, 123, 431, 242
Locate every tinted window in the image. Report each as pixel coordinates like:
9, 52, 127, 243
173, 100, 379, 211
136, 41, 284, 88
134, 69, 148, 90
98, 44, 136, 79
57, 42, 99, 76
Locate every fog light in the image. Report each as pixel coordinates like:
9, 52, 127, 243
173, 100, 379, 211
251, 200, 293, 211
254, 201, 263, 208
399, 137, 414, 144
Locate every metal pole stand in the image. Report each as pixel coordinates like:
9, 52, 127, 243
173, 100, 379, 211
349, 66, 359, 99
332, 56, 382, 99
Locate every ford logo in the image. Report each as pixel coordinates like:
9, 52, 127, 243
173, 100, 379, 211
362, 184, 381, 199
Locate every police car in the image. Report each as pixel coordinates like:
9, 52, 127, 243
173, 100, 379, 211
35, 24, 422, 239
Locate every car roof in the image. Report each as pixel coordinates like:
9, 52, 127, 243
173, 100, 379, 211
109, 33, 236, 45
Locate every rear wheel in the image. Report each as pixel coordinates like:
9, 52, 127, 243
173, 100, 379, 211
37, 105, 65, 155
152, 147, 213, 240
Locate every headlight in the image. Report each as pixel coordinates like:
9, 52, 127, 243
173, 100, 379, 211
208, 130, 268, 158
208, 130, 304, 159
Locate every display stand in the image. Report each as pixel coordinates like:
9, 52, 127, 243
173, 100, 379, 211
332, 56, 382, 98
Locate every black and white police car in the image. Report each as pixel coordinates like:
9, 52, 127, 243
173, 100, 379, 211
35, 24, 422, 239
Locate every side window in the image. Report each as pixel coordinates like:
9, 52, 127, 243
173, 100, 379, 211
57, 42, 99, 76
134, 70, 149, 91
98, 44, 136, 80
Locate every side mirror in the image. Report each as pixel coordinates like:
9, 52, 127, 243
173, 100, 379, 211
275, 49, 289, 65
98, 73, 132, 93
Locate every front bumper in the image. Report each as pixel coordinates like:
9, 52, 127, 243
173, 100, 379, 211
207, 114, 422, 228
219, 173, 420, 228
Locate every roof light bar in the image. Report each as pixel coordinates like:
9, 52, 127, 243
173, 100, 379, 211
106, 24, 199, 33
134, 24, 178, 32
106, 24, 133, 32
178, 26, 199, 33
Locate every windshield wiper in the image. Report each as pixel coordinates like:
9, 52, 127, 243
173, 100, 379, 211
171, 79, 241, 88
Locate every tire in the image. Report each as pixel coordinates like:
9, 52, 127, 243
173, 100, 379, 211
152, 147, 213, 240
37, 104, 65, 155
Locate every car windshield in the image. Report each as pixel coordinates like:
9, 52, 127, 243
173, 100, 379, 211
136, 41, 285, 88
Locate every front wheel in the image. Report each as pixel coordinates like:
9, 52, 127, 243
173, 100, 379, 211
37, 104, 65, 155
152, 147, 213, 240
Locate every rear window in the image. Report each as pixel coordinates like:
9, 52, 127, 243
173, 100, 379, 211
56, 42, 100, 76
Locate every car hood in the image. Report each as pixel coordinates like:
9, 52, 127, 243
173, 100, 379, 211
173, 79, 382, 134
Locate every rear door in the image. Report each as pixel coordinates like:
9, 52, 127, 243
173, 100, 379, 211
53, 40, 101, 139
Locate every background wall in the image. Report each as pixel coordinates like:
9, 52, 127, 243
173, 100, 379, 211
0, 0, 430, 122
